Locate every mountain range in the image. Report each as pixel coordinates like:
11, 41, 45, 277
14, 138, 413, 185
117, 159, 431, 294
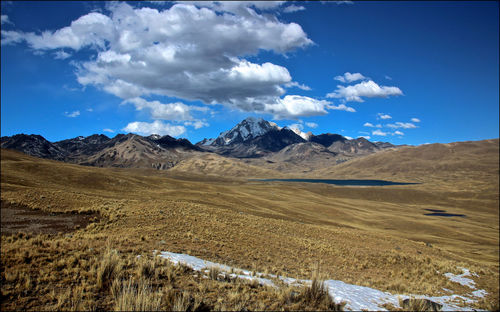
1, 117, 397, 171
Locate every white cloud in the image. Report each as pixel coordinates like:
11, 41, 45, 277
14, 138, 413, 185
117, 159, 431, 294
386, 122, 417, 129
358, 135, 371, 140
327, 103, 356, 112
184, 120, 209, 129
394, 130, 404, 136
103, 128, 114, 133
2, 2, 314, 117
372, 129, 387, 136
327, 80, 403, 102
1, 15, 12, 25
54, 50, 71, 59
285, 81, 311, 91
124, 97, 207, 121
344, 136, 353, 140
182, 1, 286, 14
283, 4, 306, 13
384, 75, 392, 80
64, 110, 80, 117
123, 120, 186, 136
363, 122, 374, 127
334, 72, 366, 83
377, 113, 392, 120
335, 1, 354, 4
306, 122, 318, 128
264, 95, 332, 119
86, 108, 93, 112
411, 118, 421, 123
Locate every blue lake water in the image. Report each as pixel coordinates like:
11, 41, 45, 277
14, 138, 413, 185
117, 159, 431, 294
252, 178, 419, 186
424, 209, 466, 218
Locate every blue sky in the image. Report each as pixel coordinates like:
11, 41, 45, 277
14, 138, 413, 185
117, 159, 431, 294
1, 1, 498, 145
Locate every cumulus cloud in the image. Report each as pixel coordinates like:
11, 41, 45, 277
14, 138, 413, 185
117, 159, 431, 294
394, 130, 404, 136
363, 122, 374, 127
54, 50, 71, 59
2, 2, 315, 117
103, 128, 114, 133
334, 72, 366, 83
372, 129, 387, 136
411, 118, 421, 123
327, 80, 403, 102
285, 81, 311, 91
1, 15, 12, 25
64, 110, 80, 117
264, 95, 332, 119
377, 113, 392, 120
283, 4, 306, 13
327, 103, 356, 112
124, 97, 207, 121
184, 120, 209, 129
123, 120, 186, 136
386, 122, 417, 129
306, 122, 318, 128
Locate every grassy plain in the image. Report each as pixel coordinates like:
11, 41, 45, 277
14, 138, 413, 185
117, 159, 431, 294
1, 140, 498, 310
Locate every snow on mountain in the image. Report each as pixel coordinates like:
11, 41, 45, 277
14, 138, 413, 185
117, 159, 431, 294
211, 117, 279, 146
286, 126, 313, 141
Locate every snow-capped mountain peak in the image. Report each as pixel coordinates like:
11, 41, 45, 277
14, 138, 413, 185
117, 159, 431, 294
212, 117, 279, 146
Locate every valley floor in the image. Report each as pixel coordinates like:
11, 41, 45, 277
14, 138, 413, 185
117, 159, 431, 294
1, 149, 498, 310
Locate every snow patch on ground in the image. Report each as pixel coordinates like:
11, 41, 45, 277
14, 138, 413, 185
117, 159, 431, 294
444, 267, 477, 289
157, 251, 486, 311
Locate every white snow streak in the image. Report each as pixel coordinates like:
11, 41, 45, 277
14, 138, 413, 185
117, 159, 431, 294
157, 251, 486, 311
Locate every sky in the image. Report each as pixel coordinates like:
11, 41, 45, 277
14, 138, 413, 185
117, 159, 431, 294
1, 1, 498, 145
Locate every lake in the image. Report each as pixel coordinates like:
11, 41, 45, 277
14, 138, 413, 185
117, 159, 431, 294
424, 209, 466, 218
252, 178, 419, 186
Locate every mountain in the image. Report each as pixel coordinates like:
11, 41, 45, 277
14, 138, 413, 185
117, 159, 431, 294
197, 118, 396, 159
309, 133, 346, 147
198, 117, 306, 158
79, 134, 199, 169
311, 138, 499, 191
1, 134, 68, 160
209, 117, 278, 146
1, 133, 202, 170
2, 117, 399, 170
328, 137, 388, 156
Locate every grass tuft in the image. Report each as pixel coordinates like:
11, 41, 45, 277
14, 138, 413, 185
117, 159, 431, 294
96, 248, 122, 290
113, 278, 162, 311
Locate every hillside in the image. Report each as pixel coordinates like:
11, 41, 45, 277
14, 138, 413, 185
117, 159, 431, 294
1, 147, 498, 310
312, 138, 499, 193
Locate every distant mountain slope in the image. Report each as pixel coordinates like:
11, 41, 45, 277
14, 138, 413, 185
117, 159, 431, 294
168, 153, 282, 177
1, 117, 400, 171
309, 133, 346, 147
313, 138, 499, 191
266, 142, 337, 163
328, 137, 388, 156
2, 133, 202, 170
199, 117, 306, 158
198, 117, 395, 159
78, 134, 197, 169
1, 134, 68, 160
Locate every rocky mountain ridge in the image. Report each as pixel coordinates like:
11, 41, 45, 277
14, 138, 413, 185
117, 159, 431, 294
1, 117, 397, 170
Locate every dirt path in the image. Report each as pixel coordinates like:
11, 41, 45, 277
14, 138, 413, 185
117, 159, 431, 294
0, 200, 99, 235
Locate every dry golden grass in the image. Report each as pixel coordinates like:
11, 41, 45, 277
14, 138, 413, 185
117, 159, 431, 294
1, 144, 499, 310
